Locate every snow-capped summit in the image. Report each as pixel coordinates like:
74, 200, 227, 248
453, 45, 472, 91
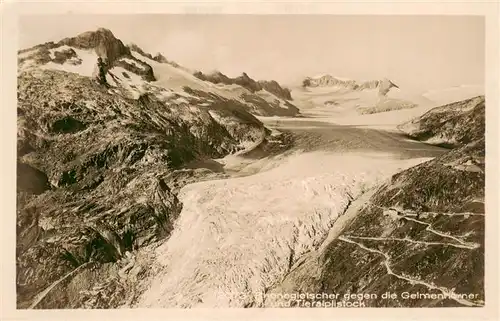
18, 28, 156, 84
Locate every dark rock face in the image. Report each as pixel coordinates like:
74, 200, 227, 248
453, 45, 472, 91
303, 75, 359, 89
58, 28, 130, 65
52, 48, 79, 65
268, 139, 485, 307
16, 69, 266, 309
267, 96, 485, 307
19, 42, 59, 54
357, 79, 382, 90
153, 53, 168, 63
398, 96, 485, 149
193, 70, 293, 101
18, 29, 157, 82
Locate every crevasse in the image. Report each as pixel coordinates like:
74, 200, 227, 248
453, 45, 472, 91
136, 151, 428, 308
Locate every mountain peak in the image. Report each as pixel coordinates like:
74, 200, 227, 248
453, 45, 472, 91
57, 27, 130, 63
95, 27, 114, 35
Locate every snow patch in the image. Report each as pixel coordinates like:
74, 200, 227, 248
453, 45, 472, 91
39, 48, 98, 77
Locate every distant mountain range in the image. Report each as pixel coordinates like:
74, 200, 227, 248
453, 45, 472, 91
302, 74, 400, 94
16, 28, 296, 309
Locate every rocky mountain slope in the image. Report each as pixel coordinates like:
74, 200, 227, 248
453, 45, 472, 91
264, 98, 485, 307
18, 28, 299, 117
398, 95, 485, 148
267, 140, 484, 308
16, 29, 297, 309
16, 27, 485, 310
302, 75, 398, 94
194, 70, 293, 101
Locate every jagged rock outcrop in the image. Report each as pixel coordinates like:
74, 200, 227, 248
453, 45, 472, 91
303, 75, 359, 90
377, 78, 400, 96
128, 43, 171, 64
398, 96, 485, 148
16, 68, 266, 309
193, 70, 293, 101
240, 92, 299, 117
193, 70, 231, 84
113, 58, 155, 82
52, 48, 79, 65
19, 29, 157, 81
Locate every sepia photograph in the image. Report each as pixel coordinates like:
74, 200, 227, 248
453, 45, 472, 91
7, 6, 496, 316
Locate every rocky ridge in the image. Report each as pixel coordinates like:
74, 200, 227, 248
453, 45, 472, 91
194, 70, 293, 101
18, 28, 300, 117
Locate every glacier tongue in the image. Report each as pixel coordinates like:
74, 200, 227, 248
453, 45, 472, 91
135, 151, 430, 308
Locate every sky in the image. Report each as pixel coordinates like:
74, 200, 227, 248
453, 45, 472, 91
19, 14, 484, 92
